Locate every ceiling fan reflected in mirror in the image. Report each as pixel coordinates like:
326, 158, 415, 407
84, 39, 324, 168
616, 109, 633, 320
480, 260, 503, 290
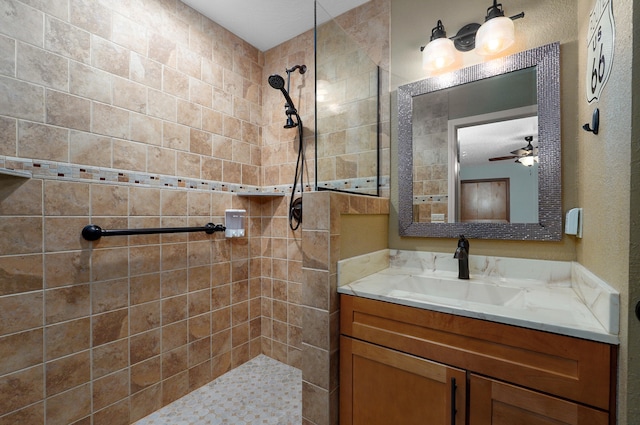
488, 135, 538, 166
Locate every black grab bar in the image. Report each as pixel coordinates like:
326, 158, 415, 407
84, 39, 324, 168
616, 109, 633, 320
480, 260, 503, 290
82, 223, 226, 241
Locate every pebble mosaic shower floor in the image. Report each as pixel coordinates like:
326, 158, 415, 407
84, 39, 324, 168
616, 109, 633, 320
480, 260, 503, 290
134, 355, 301, 425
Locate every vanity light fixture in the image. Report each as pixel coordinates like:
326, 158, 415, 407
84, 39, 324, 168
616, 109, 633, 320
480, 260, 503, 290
420, 1, 524, 71
421, 20, 460, 72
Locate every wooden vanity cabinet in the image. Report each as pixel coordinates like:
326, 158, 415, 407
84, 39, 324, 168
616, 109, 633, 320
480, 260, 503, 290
340, 295, 617, 425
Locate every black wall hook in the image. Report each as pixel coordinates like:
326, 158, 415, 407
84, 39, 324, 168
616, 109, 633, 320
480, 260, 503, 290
582, 108, 599, 135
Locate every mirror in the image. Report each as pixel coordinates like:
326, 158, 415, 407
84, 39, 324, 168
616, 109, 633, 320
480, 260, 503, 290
398, 43, 562, 240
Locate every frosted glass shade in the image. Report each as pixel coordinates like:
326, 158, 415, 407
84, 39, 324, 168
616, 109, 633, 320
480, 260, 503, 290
475, 16, 515, 56
517, 155, 538, 167
422, 38, 459, 71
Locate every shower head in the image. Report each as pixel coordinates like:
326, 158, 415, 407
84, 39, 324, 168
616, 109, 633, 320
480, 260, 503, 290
268, 74, 285, 90
268, 73, 297, 117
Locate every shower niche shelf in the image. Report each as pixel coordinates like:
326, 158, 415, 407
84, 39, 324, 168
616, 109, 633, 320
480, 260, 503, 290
235, 192, 286, 197
0, 168, 32, 178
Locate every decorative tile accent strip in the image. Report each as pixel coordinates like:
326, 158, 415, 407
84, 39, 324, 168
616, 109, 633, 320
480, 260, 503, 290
0, 156, 261, 193
315, 175, 390, 194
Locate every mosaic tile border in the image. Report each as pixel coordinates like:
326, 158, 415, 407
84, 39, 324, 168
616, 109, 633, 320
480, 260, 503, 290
1, 156, 389, 196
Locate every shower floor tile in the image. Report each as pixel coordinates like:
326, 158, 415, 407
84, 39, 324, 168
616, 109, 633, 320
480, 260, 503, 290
134, 355, 301, 425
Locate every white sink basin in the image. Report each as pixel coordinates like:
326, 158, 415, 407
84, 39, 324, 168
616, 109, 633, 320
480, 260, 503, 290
387, 275, 523, 306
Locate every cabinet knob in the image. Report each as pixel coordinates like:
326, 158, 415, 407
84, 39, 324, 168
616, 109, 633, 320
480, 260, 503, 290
636, 301, 640, 322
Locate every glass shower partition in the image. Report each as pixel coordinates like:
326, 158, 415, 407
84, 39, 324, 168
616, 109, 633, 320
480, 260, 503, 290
314, 1, 385, 196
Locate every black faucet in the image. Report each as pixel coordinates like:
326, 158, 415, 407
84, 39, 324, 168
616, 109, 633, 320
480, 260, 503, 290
453, 235, 470, 279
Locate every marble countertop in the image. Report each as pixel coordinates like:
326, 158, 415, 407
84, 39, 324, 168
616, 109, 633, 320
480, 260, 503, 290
337, 250, 620, 345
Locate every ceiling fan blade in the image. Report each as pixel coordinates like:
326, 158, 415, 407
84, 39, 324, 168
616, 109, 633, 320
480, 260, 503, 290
488, 155, 519, 161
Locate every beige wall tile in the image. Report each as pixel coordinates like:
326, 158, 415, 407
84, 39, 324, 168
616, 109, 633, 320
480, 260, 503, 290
161, 320, 187, 352
44, 217, 90, 252
44, 250, 90, 288
45, 383, 91, 425
113, 77, 147, 113
69, 0, 111, 39
91, 184, 129, 216
45, 317, 90, 361
163, 67, 189, 100
92, 339, 128, 379
45, 16, 91, 64
1, 76, 45, 122
131, 52, 162, 90
46, 90, 91, 131
112, 12, 147, 56
0, 217, 42, 255
70, 131, 113, 167
113, 139, 147, 172
130, 301, 161, 336
0, 117, 16, 156
91, 247, 129, 281
147, 145, 176, 175
0, 365, 44, 417
0, 0, 44, 47
0, 177, 42, 216
148, 33, 177, 68
17, 42, 68, 91
92, 102, 130, 139
92, 369, 129, 411
130, 112, 162, 146
130, 383, 162, 422
91, 35, 129, 78
45, 351, 90, 396
0, 402, 45, 424
177, 46, 201, 80
0, 329, 43, 375
92, 278, 128, 314
130, 187, 161, 216
0, 254, 42, 296
92, 308, 129, 347
17, 121, 68, 161
130, 355, 161, 394
69, 61, 112, 103
45, 284, 90, 324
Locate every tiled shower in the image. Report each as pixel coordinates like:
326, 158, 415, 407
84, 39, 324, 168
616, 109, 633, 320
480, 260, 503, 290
0, 0, 390, 424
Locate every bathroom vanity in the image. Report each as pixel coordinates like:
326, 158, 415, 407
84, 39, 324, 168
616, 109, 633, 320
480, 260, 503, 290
338, 250, 619, 425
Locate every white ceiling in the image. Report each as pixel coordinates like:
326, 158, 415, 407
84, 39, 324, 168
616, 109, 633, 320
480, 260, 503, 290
458, 116, 538, 166
180, 0, 371, 52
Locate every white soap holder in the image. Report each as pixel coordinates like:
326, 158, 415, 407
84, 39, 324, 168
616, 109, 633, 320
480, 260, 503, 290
225, 209, 246, 238
565, 208, 583, 238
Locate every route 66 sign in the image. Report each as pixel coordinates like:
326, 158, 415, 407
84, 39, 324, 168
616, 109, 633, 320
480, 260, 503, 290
586, 0, 615, 103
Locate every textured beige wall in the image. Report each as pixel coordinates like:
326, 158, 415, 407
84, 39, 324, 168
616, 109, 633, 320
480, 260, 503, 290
340, 214, 389, 260
576, 1, 637, 423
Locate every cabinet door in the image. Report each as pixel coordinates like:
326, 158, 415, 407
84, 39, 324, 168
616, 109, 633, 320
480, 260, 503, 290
341, 336, 466, 425
469, 374, 609, 425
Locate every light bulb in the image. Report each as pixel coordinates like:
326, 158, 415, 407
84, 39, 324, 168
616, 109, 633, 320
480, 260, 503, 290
422, 38, 459, 72
475, 16, 515, 56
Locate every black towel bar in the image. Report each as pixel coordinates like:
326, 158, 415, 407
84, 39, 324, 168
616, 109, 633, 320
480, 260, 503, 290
81, 223, 226, 241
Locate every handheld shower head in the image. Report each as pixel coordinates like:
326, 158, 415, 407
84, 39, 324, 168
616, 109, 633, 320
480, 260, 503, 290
268, 74, 285, 90
268, 73, 297, 116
